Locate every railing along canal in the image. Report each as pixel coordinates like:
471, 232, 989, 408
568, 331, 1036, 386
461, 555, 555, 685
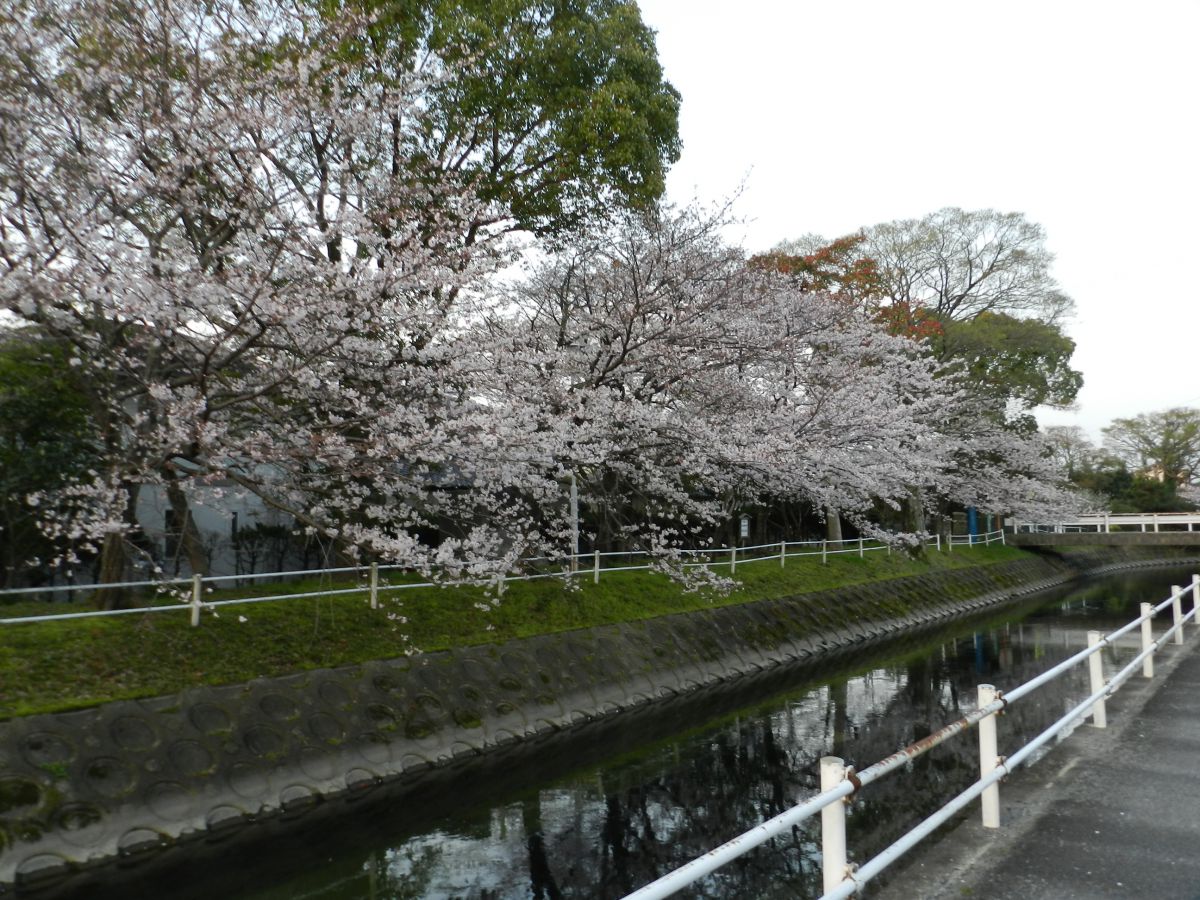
0, 530, 1006, 627
623, 574, 1200, 900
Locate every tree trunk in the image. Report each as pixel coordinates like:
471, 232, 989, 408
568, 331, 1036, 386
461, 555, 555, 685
935, 500, 953, 546
165, 477, 207, 576
902, 487, 928, 556
95, 531, 130, 610
94, 483, 142, 610
824, 508, 843, 543
902, 486, 927, 534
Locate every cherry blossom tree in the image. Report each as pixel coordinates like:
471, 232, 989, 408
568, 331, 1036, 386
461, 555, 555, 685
496, 205, 964, 552
0, 0, 533, 599
927, 402, 1088, 526
504, 204, 1088, 551
0, 0, 1082, 601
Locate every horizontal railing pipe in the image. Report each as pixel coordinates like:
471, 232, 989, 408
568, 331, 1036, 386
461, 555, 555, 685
820, 601, 1199, 899
822, 761, 1008, 899
0, 604, 186, 624
623, 696, 1011, 900
0, 576, 194, 596
622, 781, 857, 900
185, 585, 368, 608
1000, 599, 1173, 706
203, 565, 364, 582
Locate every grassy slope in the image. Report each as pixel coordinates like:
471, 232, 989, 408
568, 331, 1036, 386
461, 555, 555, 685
0, 544, 1029, 719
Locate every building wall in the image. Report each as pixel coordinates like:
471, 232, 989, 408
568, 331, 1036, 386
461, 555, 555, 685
134, 484, 304, 577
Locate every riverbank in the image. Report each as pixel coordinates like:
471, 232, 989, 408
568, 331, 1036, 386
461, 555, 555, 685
3, 546, 1198, 894
2, 543, 1026, 720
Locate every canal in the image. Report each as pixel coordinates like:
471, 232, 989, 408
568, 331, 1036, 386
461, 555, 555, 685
83, 566, 1198, 900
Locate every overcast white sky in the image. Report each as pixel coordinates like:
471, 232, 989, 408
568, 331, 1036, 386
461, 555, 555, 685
637, 0, 1200, 442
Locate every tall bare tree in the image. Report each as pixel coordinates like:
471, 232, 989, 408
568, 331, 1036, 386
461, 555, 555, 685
863, 207, 1074, 324
1043, 425, 1098, 481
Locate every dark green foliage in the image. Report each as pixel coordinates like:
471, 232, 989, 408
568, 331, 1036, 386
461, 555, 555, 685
1045, 420, 1200, 513
0, 331, 98, 586
937, 312, 1082, 410
335, 0, 681, 236
1072, 463, 1193, 513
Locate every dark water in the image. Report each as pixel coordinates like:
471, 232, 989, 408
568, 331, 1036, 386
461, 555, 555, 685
84, 567, 1199, 900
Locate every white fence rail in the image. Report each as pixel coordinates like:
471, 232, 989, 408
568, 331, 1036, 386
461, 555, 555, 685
622, 574, 1200, 900
1013, 512, 1200, 533
0, 530, 1007, 626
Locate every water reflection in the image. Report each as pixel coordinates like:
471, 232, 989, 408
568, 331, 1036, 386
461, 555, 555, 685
123, 569, 1200, 899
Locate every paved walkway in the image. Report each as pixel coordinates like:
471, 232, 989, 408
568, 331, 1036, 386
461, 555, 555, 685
878, 631, 1200, 900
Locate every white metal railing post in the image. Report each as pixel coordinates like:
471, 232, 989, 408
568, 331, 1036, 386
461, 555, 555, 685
190, 574, 203, 627
594, 550, 600, 584
977, 684, 1001, 828
936, 534, 942, 552
1193, 574, 1200, 631
1001, 528, 1006, 545
780, 540, 786, 567
822, 540, 828, 565
369, 563, 379, 610
858, 537, 864, 558
820, 756, 849, 895
1087, 631, 1107, 728
948, 533, 954, 552
1141, 602, 1154, 678
1173, 586, 1184, 645
730, 546, 737, 574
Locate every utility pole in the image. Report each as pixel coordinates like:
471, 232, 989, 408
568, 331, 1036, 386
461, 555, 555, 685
569, 471, 579, 572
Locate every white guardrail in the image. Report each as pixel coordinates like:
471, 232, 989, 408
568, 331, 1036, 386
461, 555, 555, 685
1014, 512, 1200, 533
622, 574, 1200, 900
0, 531, 1007, 626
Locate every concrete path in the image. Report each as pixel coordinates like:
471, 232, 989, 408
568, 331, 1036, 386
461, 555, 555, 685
877, 632, 1200, 900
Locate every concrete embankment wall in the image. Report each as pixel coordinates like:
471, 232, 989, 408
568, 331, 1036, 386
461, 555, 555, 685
1011, 531, 1200, 548
1, 548, 1195, 893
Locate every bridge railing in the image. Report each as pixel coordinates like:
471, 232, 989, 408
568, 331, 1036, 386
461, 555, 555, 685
622, 574, 1200, 900
1013, 512, 1200, 533
0, 530, 1007, 627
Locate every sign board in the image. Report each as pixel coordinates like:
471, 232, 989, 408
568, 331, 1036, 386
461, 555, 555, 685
739, 515, 750, 539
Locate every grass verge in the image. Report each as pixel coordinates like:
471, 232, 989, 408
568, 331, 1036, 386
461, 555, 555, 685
0, 544, 1031, 719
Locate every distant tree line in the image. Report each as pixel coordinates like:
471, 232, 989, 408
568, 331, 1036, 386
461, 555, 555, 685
1044, 409, 1200, 512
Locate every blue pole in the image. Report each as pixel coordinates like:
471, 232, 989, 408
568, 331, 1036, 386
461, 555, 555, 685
967, 506, 978, 544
